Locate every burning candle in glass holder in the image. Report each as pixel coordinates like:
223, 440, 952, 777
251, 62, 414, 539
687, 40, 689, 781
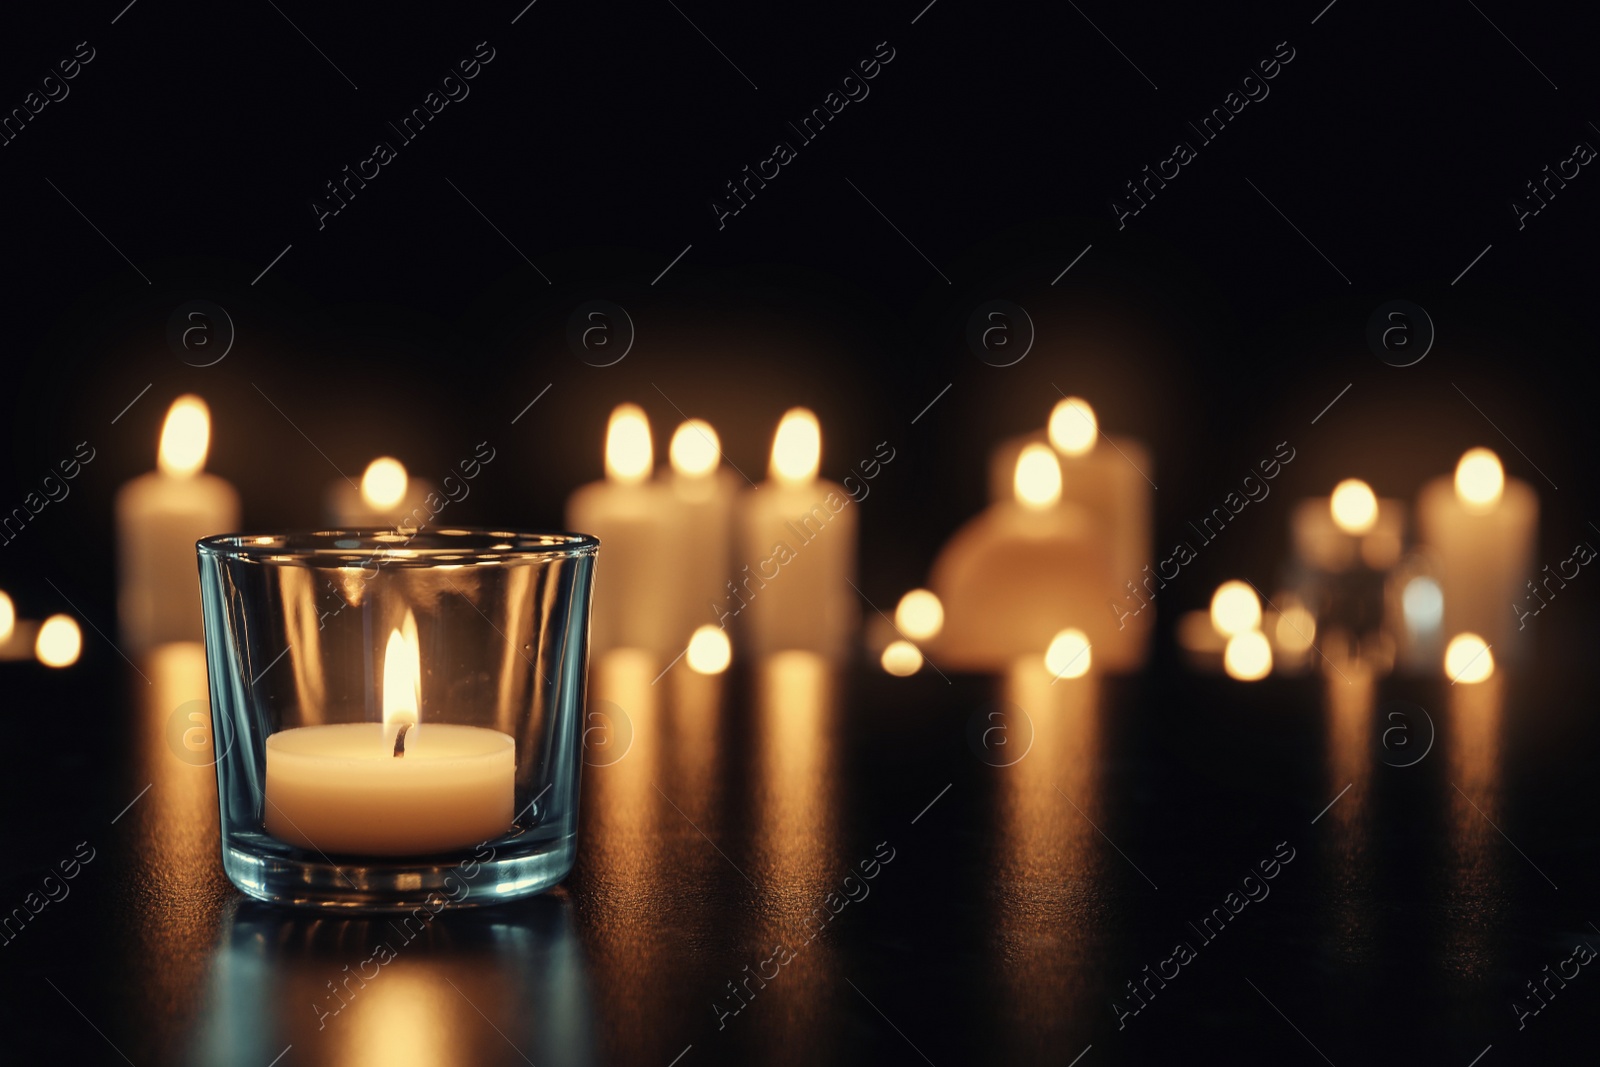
735, 408, 858, 659
988, 397, 1153, 671
116, 396, 240, 652
1288, 477, 1403, 667
1417, 448, 1537, 662
325, 456, 437, 529
566, 404, 684, 656
931, 444, 1114, 670
667, 419, 737, 646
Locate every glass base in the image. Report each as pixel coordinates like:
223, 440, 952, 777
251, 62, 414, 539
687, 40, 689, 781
220, 829, 578, 912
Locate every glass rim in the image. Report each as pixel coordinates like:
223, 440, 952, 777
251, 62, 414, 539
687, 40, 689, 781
197, 527, 600, 567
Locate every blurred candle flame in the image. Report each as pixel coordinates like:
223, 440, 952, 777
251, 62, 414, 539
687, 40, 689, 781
1454, 447, 1504, 512
157, 395, 211, 478
669, 419, 721, 478
1013, 444, 1062, 509
360, 456, 408, 510
35, 614, 82, 667
1329, 478, 1378, 535
604, 404, 652, 485
1047, 397, 1098, 457
770, 408, 821, 486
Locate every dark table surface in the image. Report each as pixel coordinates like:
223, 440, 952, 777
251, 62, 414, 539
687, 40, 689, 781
4, 625, 1598, 1067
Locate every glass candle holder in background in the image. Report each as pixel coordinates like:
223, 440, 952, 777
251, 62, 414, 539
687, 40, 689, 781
197, 529, 597, 911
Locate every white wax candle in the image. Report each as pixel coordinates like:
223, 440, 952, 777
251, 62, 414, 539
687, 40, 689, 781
665, 419, 737, 644
932, 445, 1114, 670
116, 396, 240, 652
1416, 448, 1536, 659
264, 723, 514, 855
735, 409, 857, 659
1289, 479, 1404, 574
987, 398, 1152, 671
565, 404, 684, 655
325, 456, 438, 528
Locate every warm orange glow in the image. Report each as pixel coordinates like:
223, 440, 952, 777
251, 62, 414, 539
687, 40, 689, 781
0, 590, 13, 645
382, 611, 421, 725
1454, 448, 1504, 512
894, 589, 944, 641
770, 408, 821, 486
604, 403, 653, 485
360, 456, 409, 510
1445, 633, 1494, 684
670, 419, 721, 478
1047, 397, 1098, 457
35, 614, 81, 668
686, 624, 732, 674
1014, 444, 1062, 509
1329, 478, 1378, 535
881, 640, 923, 676
1224, 631, 1272, 681
1209, 581, 1261, 637
1045, 628, 1092, 678
1274, 599, 1316, 653
157, 395, 210, 478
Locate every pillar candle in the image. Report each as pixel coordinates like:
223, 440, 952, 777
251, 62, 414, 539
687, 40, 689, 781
987, 397, 1152, 671
665, 419, 737, 646
932, 444, 1114, 671
1416, 448, 1536, 661
1288, 478, 1402, 657
325, 456, 438, 528
565, 404, 683, 656
735, 408, 857, 659
116, 396, 240, 652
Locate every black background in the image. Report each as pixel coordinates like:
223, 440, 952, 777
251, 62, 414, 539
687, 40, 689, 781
2, 2, 1599, 1065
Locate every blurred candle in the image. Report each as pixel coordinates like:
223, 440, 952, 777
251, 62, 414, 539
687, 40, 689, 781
566, 404, 683, 656
988, 398, 1153, 671
930, 446, 1114, 670
0, 589, 12, 646
116, 396, 240, 651
1290, 478, 1404, 573
1417, 448, 1536, 660
667, 419, 737, 644
325, 456, 437, 528
735, 408, 858, 659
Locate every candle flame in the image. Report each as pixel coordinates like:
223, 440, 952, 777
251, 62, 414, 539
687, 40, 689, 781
1329, 478, 1378, 535
1223, 630, 1272, 681
1445, 632, 1494, 684
1045, 628, 1092, 679
894, 589, 944, 641
604, 404, 653, 485
881, 639, 923, 677
382, 610, 421, 725
0, 589, 13, 645
1209, 581, 1261, 637
361, 457, 409, 510
670, 419, 721, 478
770, 408, 821, 486
157, 395, 210, 478
35, 614, 81, 668
1048, 397, 1098, 457
1454, 447, 1504, 512
686, 624, 732, 674
1013, 444, 1062, 509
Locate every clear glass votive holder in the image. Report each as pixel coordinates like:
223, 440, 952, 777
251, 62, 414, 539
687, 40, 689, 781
197, 529, 598, 912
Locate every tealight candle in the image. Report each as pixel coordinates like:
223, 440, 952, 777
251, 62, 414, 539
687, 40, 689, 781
116, 396, 240, 651
735, 408, 857, 659
667, 419, 737, 646
566, 404, 684, 655
930, 445, 1114, 670
1416, 448, 1536, 660
325, 456, 438, 528
987, 397, 1152, 671
264, 613, 515, 856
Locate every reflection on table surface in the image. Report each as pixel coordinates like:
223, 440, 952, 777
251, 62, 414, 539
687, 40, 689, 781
4, 640, 1594, 1066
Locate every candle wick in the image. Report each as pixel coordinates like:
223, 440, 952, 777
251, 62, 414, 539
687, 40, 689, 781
393, 722, 411, 758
